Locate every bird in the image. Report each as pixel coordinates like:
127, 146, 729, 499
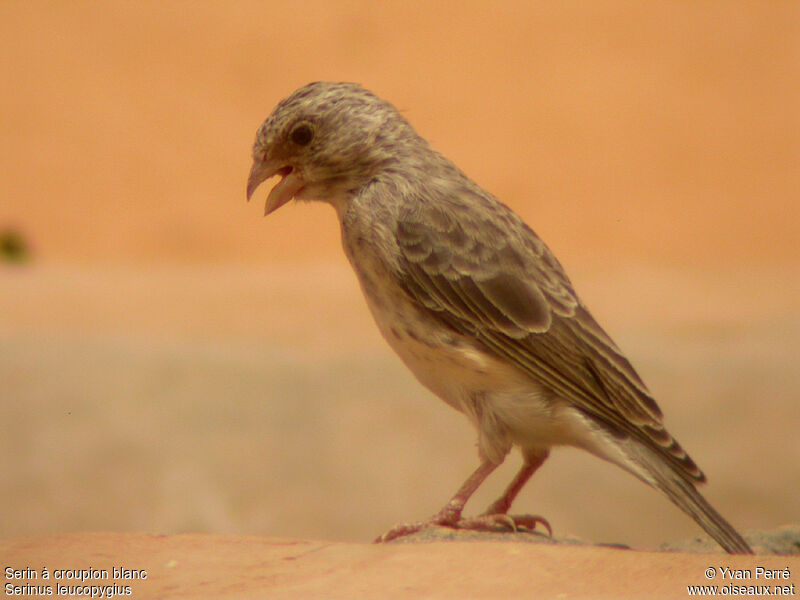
246, 81, 752, 554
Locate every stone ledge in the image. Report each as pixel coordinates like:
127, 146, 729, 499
2, 529, 798, 599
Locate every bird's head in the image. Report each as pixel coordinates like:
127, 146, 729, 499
247, 81, 417, 215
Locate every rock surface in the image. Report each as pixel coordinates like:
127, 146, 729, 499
2, 529, 798, 599
393, 523, 800, 555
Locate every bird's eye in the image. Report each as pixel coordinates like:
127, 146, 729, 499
290, 123, 314, 146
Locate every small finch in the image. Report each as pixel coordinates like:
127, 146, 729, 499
247, 82, 752, 554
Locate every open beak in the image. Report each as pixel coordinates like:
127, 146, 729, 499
246, 159, 306, 216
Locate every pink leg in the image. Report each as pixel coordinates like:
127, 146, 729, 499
375, 460, 499, 543
460, 451, 552, 536
483, 451, 548, 515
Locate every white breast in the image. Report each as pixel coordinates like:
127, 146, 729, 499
336, 200, 630, 468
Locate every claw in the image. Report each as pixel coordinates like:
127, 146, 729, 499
374, 522, 426, 543
375, 512, 552, 542
497, 514, 518, 532
457, 513, 518, 532
510, 513, 553, 537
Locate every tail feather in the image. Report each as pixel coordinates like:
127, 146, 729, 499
625, 440, 752, 554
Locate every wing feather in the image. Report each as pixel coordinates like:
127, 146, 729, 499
395, 198, 703, 482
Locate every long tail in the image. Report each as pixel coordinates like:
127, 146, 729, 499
624, 440, 753, 554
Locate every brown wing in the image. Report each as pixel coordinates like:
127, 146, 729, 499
395, 195, 704, 483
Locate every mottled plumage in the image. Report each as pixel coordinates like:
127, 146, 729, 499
247, 81, 751, 554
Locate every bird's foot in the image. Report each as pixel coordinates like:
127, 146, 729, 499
374, 507, 462, 543
374, 511, 552, 543
373, 521, 429, 543
464, 512, 553, 537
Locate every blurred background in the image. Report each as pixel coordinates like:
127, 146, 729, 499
1, 1, 798, 549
